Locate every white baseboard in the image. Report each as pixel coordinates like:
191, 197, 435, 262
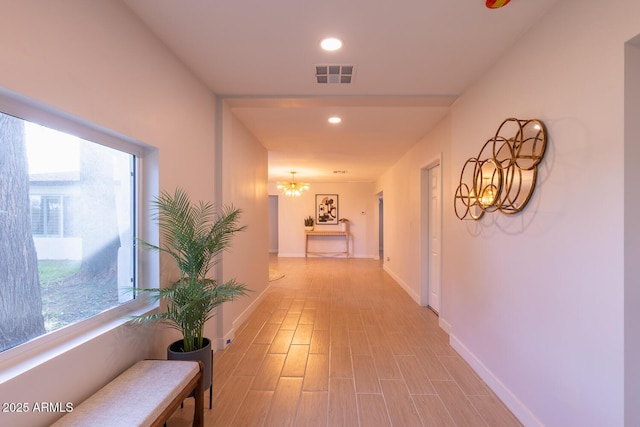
214, 284, 271, 351
233, 289, 268, 331
276, 253, 376, 259
216, 330, 235, 351
382, 264, 420, 304
439, 317, 452, 334
382, 264, 452, 341
449, 334, 542, 427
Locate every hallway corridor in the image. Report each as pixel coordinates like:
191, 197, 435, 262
168, 257, 520, 426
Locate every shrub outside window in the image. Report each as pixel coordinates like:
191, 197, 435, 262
0, 111, 137, 352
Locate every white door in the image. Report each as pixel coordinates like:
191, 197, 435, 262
428, 164, 441, 313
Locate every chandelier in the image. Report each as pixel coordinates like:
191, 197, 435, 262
277, 172, 310, 197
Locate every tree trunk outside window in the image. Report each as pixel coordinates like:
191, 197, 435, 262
0, 114, 45, 351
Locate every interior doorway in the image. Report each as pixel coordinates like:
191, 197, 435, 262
377, 192, 384, 260
624, 36, 640, 425
420, 161, 442, 314
268, 195, 278, 254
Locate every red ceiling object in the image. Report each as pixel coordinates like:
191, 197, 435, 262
486, 0, 511, 8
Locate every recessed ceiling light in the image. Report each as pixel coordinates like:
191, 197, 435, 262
328, 116, 342, 124
320, 38, 342, 51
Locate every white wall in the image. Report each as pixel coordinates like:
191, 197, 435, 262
217, 104, 270, 348
447, 1, 639, 425
274, 181, 378, 258
379, 0, 639, 425
0, 1, 219, 425
377, 116, 451, 309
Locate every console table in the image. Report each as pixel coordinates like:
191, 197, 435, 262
305, 230, 350, 258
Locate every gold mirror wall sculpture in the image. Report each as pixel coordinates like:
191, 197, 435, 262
454, 118, 547, 220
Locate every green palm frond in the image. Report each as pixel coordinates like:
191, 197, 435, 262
132, 188, 249, 352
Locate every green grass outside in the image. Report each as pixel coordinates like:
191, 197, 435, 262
38, 260, 81, 283
38, 260, 120, 332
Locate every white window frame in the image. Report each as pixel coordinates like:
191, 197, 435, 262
30, 194, 64, 237
0, 87, 159, 382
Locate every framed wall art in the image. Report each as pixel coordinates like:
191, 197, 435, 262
315, 194, 338, 225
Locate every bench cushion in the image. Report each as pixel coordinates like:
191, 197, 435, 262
52, 360, 200, 427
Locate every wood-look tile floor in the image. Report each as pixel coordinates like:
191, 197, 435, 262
168, 257, 521, 427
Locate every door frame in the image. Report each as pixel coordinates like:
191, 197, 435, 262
420, 155, 443, 314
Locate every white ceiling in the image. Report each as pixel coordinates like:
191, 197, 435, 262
123, 0, 559, 183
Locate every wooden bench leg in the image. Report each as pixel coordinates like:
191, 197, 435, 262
193, 362, 204, 427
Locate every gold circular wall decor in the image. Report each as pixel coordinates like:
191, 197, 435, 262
454, 118, 547, 220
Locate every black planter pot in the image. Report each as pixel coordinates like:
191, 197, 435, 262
167, 338, 213, 392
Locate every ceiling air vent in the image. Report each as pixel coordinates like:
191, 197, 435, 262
315, 65, 356, 84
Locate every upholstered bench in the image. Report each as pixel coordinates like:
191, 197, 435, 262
52, 359, 203, 427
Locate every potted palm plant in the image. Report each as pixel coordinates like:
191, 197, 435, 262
131, 188, 248, 399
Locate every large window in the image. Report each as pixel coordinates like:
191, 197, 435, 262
0, 110, 139, 352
